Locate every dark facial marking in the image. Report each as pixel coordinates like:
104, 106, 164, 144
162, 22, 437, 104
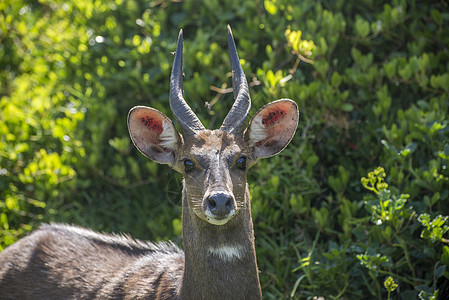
262, 109, 285, 126
141, 116, 163, 134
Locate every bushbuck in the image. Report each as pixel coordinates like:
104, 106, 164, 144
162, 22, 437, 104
0, 26, 299, 299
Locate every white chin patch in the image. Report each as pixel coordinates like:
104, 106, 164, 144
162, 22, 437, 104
204, 209, 236, 226
208, 245, 244, 261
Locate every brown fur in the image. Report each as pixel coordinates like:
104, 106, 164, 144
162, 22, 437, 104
0, 224, 183, 299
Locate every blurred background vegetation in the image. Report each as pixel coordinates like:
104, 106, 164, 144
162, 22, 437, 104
1, 0, 449, 298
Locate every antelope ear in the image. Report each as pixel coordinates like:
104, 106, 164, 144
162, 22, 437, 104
244, 99, 298, 159
128, 106, 181, 165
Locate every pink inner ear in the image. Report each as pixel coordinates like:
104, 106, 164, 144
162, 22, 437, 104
247, 99, 298, 158
130, 109, 167, 146
262, 108, 287, 126
128, 106, 179, 164
140, 115, 163, 135
259, 101, 296, 133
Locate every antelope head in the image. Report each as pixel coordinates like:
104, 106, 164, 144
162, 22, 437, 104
127, 26, 298, 227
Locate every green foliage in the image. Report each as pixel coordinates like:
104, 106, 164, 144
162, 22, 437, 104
419, 214, 449, 244
1, 0, 449, 298
384, 276, 398, 300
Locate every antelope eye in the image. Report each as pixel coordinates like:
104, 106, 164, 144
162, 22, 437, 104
236, 156, 247, 171
184, 159, 195, 173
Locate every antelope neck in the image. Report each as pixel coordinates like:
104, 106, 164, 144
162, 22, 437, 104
180, 185, 262, 299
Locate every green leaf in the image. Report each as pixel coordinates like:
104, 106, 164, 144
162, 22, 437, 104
331, 72, 342, 88
430, 9, 443, 25
264, 0, 278, 15
355, 17, 370, 37
400, 142, 418, 157
340, 103, 354, 112
435, 265, 446, 278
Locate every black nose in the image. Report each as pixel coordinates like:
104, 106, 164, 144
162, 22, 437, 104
206, 193, 234, 218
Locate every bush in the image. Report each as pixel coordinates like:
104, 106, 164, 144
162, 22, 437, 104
1, 0, 448, 298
